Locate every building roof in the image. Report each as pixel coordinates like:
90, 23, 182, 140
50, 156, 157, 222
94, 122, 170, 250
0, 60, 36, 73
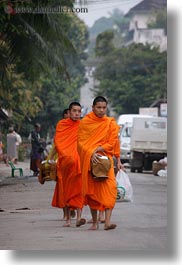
125, 0, 166, 16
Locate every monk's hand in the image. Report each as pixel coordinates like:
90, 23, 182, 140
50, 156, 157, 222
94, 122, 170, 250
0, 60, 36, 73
118, 161, 125, 171
91, 146, 105, 164
91, 152, 101, 164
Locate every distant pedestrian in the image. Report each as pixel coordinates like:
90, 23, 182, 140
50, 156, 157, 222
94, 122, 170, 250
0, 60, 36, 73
7, 127, 17, 163
0, 132, 3, 159
30, 123, 44, 176
62, 108, 70, 119
0, 132, 7, 164
14, 129, 22, 162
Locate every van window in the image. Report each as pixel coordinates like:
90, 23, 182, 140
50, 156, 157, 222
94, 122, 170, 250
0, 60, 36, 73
145, 121, 166, 129
122, 127, 132, 137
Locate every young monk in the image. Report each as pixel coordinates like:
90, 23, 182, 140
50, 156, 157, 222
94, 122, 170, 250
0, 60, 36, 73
52, 108, 76, 220
52, 102, 85, 227
77, 96, 120, 230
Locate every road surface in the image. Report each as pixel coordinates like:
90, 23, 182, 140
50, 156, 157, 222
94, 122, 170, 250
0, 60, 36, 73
0, 162, 167, 252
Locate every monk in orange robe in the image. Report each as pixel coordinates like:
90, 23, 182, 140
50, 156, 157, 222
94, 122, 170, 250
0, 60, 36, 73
52, 102, 85, 227
52, 108, 75, 220
78, 96, 120, 230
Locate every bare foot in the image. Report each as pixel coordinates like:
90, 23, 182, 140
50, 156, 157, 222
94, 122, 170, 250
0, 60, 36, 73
88, 223, 99, 230
98, 218, 105, 223
87, 219, 93, 224
63, 223, 70, 227
104, 224, 117, 230
60, 215, 67, 221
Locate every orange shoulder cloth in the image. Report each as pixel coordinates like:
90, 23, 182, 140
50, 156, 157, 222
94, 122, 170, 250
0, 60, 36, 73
54, 118, 80, 157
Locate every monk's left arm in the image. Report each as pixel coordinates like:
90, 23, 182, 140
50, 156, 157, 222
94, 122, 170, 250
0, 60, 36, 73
114, 138, 120, 157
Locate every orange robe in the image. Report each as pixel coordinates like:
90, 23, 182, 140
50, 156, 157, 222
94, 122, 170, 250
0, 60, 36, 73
52, 118, 83, 210
114, 137, 120, 158
77, 112, 119, 211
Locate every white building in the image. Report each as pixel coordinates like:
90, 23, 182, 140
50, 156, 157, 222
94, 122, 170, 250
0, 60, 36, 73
125, 0, 167, 52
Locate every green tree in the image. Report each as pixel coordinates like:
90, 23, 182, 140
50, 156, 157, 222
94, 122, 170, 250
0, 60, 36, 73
0, 0, 75, 81
95, 30, 114, 57
32, 13, 89, 136
88, 8, 129, 57
94, 43, 167, 114
0, 1, 89, 136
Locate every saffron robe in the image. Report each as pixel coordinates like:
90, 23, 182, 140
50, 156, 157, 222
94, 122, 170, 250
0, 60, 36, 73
77, 112, 119, 211
52, 118, 83, 210
114, 137, 120, 158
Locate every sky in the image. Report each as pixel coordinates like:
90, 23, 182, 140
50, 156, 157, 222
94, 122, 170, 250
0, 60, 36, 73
75, 0, 143, 27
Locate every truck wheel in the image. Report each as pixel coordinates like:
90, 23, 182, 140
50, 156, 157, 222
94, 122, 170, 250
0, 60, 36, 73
130, 167, 136, 173
137, 167, 143, 173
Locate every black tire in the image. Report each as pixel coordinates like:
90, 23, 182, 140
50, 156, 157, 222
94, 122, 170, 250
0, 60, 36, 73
130, 167, 135, 173
137, 167, 143, 173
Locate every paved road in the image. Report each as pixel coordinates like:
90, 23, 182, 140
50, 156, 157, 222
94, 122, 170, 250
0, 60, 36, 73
0, 161, 167, 252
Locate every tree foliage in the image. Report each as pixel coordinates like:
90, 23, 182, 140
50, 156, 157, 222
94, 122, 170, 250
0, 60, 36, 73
88, 8, 129, 57
95, 30, 114, 57
94, 43, 167, 114
0, 0, 89, 136
0, 0, 74, 80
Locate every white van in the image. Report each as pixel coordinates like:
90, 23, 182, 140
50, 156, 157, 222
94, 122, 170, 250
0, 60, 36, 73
119, 122, 132, 162
117, 114, 152, 128
118, 114, 152, 162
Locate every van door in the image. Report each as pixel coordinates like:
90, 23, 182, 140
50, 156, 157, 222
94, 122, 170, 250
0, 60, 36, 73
120, 123, 132, 162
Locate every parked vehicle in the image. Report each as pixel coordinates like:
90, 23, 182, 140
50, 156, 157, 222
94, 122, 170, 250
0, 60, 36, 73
118, 114, 152, 162
119, 122, 132, 162
129, 116, 167, 172
117, 114, 152, 131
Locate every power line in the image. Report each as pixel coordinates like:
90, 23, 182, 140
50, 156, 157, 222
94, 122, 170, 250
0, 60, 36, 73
78, 0, 141, 12
76, 0, 142, 7
76, 0, 142, 11
81, 0, 138, 3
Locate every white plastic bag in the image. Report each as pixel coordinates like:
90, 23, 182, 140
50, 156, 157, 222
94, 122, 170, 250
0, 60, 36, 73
157, 169, 167, 177
116, 169, 133, 202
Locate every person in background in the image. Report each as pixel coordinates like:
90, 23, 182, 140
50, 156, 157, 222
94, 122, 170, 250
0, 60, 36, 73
78, 96, 119, 231
13, 129, 22, 163
61, 108, 76, 219
30, 123, 44, 176
62, 108, 70, 119
44, 141, 53, 159
0, 132, 4, 160
0, 132, 7, 164
50, 109, 75, 220
7, 127, 17, 164
52, 104, 84, 227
